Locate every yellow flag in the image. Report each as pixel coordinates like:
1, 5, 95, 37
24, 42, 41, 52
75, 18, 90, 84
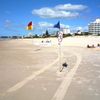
27, 21, 33, 30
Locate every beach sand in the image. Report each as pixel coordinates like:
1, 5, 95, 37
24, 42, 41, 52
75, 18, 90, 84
0, 36, 100, 100
32, 36, 100, 47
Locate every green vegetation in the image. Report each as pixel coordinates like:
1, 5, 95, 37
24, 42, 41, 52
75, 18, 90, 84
63, 34, 72, 37
3, 31, 99, 39
42, 30, 50, 38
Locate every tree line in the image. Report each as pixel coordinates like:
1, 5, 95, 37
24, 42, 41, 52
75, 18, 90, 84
23, 30, 95, 38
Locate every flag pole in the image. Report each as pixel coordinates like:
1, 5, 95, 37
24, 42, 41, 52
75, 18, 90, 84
58, 31, 63, 72
27, 21, 33, 44
59, 41, 62, 72
53, 21, 63, 72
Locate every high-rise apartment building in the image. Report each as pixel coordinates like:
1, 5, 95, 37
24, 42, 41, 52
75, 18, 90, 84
88, 19, 100, 34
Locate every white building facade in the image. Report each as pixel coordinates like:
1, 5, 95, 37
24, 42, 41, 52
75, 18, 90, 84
62, 28, 70, 34
88, 19, 100, 34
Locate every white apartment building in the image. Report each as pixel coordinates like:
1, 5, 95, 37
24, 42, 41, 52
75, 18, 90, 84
62, 28, 70, 34
88, 19, 100, 34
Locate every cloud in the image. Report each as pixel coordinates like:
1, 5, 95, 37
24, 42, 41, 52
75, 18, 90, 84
32, 3, 87, 19
60, 24, 70, 28
55, 4, 87, 11
94, 18, 100, 23
76, 26, 83, 30
33, 7, 79, 18
38, 21, 70, 28
4, 20, 21, 33
38, 21, 53, 27
4, 20, 25, 29
71, 26, 88, 32
4, 20, 13, 28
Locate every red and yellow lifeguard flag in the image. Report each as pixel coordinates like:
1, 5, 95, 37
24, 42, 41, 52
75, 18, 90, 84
27, 21, 33, 30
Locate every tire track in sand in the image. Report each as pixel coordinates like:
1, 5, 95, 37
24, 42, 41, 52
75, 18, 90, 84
5, 51, 60, 94
51, 52, 82, 100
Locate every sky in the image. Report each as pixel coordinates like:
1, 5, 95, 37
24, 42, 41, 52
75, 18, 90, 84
0, 0, 100, 36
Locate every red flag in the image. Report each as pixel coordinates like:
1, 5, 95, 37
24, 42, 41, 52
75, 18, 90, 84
27, 21, 33, 30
